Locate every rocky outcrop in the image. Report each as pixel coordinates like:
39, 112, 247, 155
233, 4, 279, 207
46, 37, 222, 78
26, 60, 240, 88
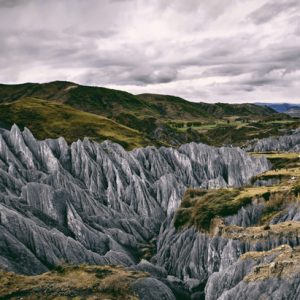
205, 245, 300, 300
0, 125, 270, 278
131, 277, 177, 300
254, 178, 279, 186
244, 132, 300, 152
153, 211, 300, 297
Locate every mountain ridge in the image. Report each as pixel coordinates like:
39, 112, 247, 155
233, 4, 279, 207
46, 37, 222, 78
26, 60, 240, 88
0, 81, 277, 121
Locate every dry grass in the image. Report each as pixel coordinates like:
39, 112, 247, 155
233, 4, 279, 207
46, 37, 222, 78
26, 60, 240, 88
242, 245, 300, 282
174, 178, 300, 235
0, 263, 149, 300
222, 221, 300, 245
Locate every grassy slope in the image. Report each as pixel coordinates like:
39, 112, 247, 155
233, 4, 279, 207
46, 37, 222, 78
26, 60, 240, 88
136, 93, 214, 121
204, 120, 300, 146
0, 263, 149, 300
0, 82, 292, 147
174, 179, 300, 233
195, 102, 277, 118
0, 82, 214, 121
0, 98, 168, 150
0, 82, 277, 123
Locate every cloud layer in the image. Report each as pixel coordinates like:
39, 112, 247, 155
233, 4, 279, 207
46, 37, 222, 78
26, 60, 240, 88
0, 0, 300, 103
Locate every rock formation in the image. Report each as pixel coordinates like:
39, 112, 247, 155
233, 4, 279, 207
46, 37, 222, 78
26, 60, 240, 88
0, 125, 274, 298
243, 131, 300, 152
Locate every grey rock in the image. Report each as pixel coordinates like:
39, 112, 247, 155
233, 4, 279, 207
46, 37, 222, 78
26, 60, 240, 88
129, 259, 168, 278
191, 291, 205, 300
131, 277, 176, 300
245, 132, 300, 152
0, 125, 270, 276
162, 276, 191, 300
154, 216, 300, 286
254, 179, 279, 186
270, 203, 300, 224
205, 248, 300, 300
226, 203, 265, 227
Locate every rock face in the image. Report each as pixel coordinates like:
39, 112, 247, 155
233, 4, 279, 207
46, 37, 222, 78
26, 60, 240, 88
205, 245, 300, 300
243, 132, 300, 152
0, 125, 270, 277
254, 179, 279, 186
153, 204, 300, 294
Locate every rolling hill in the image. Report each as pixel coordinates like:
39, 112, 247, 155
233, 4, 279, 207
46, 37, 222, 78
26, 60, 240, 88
0, 81, 288, 149
0, 81, 277, 122
0, 97, 167, 150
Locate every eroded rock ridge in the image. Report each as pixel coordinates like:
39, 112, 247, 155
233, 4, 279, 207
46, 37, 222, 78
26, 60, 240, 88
0, 125, 272, 299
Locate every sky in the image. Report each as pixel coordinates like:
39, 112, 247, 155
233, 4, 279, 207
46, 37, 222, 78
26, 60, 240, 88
0, 0, 300, 104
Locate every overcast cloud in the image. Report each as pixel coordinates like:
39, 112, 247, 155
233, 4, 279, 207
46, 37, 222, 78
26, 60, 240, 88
0, 0, 300, 103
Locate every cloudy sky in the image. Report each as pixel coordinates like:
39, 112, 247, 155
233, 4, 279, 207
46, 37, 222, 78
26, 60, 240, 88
0, 0, 300, 103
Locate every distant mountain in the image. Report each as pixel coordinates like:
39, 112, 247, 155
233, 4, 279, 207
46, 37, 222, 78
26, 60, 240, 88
255, 102, 300, 113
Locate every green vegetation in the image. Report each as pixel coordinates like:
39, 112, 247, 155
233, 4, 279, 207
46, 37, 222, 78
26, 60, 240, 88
0, 263, 148, 299
0, 81, 297, 148
250, 152, 300, 173
174, 176, 300, 233
66, 85, 159, 115
196, 102, 276, 119
174, 188, 252, 231
0, 98, 167, 150
114, 112, 157, 134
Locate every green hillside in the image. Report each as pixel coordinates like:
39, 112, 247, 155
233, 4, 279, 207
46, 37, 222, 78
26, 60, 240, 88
0, 81, 277, 122
0, 98, 167, 150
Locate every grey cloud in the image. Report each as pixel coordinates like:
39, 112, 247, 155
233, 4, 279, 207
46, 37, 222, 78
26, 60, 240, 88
0, 0, 299, 104
201, 65, 245, 77
0, 0, 30, 8
242, 78, 277, 87
63, 28, 117, 39
121, 66, 178, 85
248, 0, 299, 25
